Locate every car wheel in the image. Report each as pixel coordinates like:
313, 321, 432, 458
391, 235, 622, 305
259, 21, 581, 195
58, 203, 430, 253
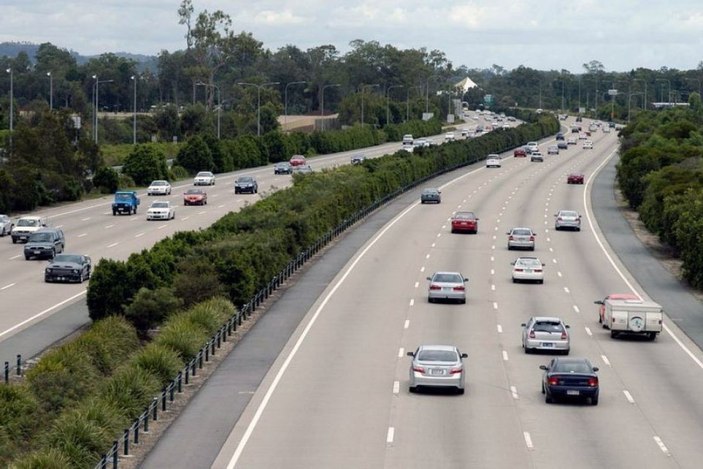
538, 279, 544, 284
24, 255, 30, 260
591, 395, 599, 406
507, 245, 512, 251
457, 388, 465, 395
648, 332, 657, 341
12, 238, 17, 244
409, 386, 417, 394
530, 246, 535, 251
512, 278, 518, 283
562, 349, 570, 356
576, 228, 581, 232
460, 298, 466, 304
50, 249, 55, 259
545, 393, 553, 404
610, 330, 619, 339
428, 297, 434, 304
112, 211, 117, 216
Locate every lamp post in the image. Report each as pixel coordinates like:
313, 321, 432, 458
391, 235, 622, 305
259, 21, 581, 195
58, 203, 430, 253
385, 85, 404, 126
628, 91, 644, 122
320, 83, 340, 131
130, 75, 137, 144
92, 76, 114, 144
632, 78, 647, 110
47, 71, 53, 110
6, 68, 12, 149
360, 83, 379, 127
284, 80, 306, 130
237, 81, 279, 136
655, 78, 670, 104
406, 85, 423, 121
196, 81, 221, 139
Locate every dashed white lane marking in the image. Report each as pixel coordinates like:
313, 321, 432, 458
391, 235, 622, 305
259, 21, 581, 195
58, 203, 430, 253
409, 299, 415, 307
442, 225, 447, 229
77, 233, 87, 238
585, 327, 592, 336
431, 242, 436, 248
81, 217, 90, 221
102, 211, 111, 215
398, 347, 405, 358
404, 320, 410, 329
492, 235, 496, 240
1, 283, 15, 290
573, 305, 580, 313
218, 204, 225, 208
502, 350, 509, 361
425, 254, 430, 259
9, 255, 21, 260
135, 233, 144, 238
491, 284, 496, 291
546, 237, 551, 241
107, 242, 119, 248
158, 225, 168, 230
387, 427, 395, 444
393, 381, 400, 395
524, 432, 534, 450
653, 436, 669, 455
552, 259, 558, 264
414, 282, 419, 288
564, 287, 570, 293
491, 245, 496, 250
494, 226, 498, 231
601, 355, 611, 366
105, 224, 114, 229
490, 256, 494, 262
493, 302, 498, 310
510, 386, 519, 399
420, 266, 425, 272
198, 210, 207, 215
490, 269, 495, 275
623, 390, 635, 404
497, 324, 503, 333
549, 247, 554, 252
557, 271, 563, 278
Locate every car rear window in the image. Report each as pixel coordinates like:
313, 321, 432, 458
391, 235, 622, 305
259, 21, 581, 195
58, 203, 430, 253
554, 361, 592, 373
455, 212, 475, 219
560, 211, 578, 217
433, 273, 462, 283
417, 350, 458, 362
533, 321, 564, 332
512, 229, 531, 235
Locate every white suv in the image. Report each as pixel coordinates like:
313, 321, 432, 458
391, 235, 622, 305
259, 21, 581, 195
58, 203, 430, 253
11, 216, 48, 244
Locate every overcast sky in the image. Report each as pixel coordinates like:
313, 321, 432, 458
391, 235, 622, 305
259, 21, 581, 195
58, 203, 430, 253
3, 0, 703, 73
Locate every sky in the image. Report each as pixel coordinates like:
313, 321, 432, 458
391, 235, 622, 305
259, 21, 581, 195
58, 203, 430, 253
3, 0, 703, 73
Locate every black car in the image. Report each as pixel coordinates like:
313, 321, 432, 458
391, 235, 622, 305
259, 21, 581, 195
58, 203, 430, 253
45, 253, 92, 283
540, 357, 599, 405
555, 132, 565, 141
274, 162, 292, 175
420, 188, 441, 204
24, 228, 65, 260
557, 141, 568, 150
234, 176, 258, 194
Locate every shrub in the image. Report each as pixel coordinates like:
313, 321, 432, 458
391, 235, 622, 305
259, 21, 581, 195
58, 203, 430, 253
175, 135, 213, 173
123, 286, 183, 335
131, 343, 184, 384
122, 144, 169, 186
169, 164, 190, 181
91, 167, 119, 194
74, 316, 140, 375
99, 366, 161, 420
172, 258, 226, 307
0, 384, 42, 464
155, 314, 209, 361
9, 448, 74, 469
41, 413, 111, 468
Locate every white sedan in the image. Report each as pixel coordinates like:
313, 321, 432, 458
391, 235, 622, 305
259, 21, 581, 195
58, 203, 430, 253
583, 140, 594, 149
511, 257, 545, 284
146, 201, 176, 220
485, 154, 502, 168
193, 171, 216, 186
147, 180, 172, 196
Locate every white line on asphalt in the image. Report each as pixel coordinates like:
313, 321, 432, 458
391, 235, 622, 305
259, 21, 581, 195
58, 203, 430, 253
135, 233, 144, 238
491, 284, 495, 291
103, 212, 111, 215
398, 347, 404, 358
497, 324, 503, 333
585, 327, 592, 336
218, 204, 225, 208
107, 242, 119, 248
510, 386, 519, 399
404, 320, 410, 329
491, 245, 495, 250
524, 432, 534, 449
425, 254, 430, 259
55, 225, 63, 228
437, 233, 441, 238
409, 299, 414, 307
490, 269, 495, 275
158, 225, 167, 229
502, 350, 509, 361
431, 242, 436, 247
105, 224, 114, 229
490, 256, 494, 261
496, 219, 501, 223
492, 235, 496, 240
546, 236, 551, 241
0, 290, 86, 339
493, 302, 498, 310
586, 149, 703, 371
552, 258, 557, 263
549, 247, 554, 252
494, 226, 498, 231
9, 255, 20, 260
414, 282, 419, 288
623, 390, 635, 404
393, 381, 400, 395
564, 287, 570, 293
182, 216, 190, 221
653, 436, 669, 455
387, 427, 395, 444
601, 355, 611, 366
77, 233, 87, 238
573, 305, 580, 313
557, 271, 562, 277
81, 217, 90, 221
1, 283, 15, 290
420, 266, 425, 272
198, 211, 207, 215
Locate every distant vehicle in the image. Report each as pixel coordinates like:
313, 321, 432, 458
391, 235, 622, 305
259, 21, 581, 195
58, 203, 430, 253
407, 345, 468, 394
522, 316, 570, 354
575, 115, 583, 122
557, 141, 568, 150
602, 126, 611, 133
292, 164, 313, 175
11, 216, 48, 243
147, 180, 172, 196
289, 155, 307, 166
460, 128, 469, 137
594, 296, 663, 340
234, 176, 258, 194
427, 271, 468, 304
183, 188, 207, 206
540, 358, 599, 405
112, 191, 140, 216
567, 173, 585, 184
402, 134, 414, 145
514, 148, 527, 158
554, 210, 581, 231
567, 137, 577, 145
444, 132, 455, 141
583, 140, 594, 149
193, 171, 216, 186
507, 227, 536, 251
274, 162, 293, 174
420, 188, 441, 204
146, 200, 176, 220
413, 138, 430, 148
579, 133, 588, 140
0, 214, 14, 237
511, 256, 545, 283
351, 154, 366, 165
451, 211, 479, 234
571, 126, 580, 133
486, 154, 502, 168
556, 132, 565, 140
44, 254, 92, 283
530, 151, 544, 162
547, 145, 559, 155
526, 141, 539, 153
23, 228, 65, 260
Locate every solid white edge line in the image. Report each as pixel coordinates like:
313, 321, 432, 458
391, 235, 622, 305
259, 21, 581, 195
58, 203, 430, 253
623, 390, 635, 404
502, 350, 509, 361
387, 427, 395, 444
0, 291, 86, 339
398, 347, 404, 358
585, 149, 703, 371
392, 381, 400, 395
1, 283, 16, 290
653, 436, 670, 455
404, 319, 410, 329
523, 431, 534, 449
601, 355, 611, 366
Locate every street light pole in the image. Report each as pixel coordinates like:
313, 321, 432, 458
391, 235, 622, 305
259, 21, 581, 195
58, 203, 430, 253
6, 68, 12, 149
632, 78, 647, 110
47, 71, 53, 110
360, 83, 379, 127
655, 78, 670, 104
131, 75, 137, 144
284, 81, 307, 131
386, 85, 404, 126
92, 76, 114, 144
237, 82, 280, 136
320, 83, 340, 131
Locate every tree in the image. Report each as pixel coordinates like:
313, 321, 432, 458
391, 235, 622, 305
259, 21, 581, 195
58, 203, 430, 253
175, 135, 213, 173
122, 144, 169, 186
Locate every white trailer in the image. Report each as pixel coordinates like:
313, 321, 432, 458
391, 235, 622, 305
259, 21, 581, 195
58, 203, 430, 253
594, 298, 663, 340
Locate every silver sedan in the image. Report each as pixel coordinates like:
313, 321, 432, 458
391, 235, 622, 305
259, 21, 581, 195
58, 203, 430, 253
407, 345, 468, 394
522, 316, 570, 354
0, 215, 13, 236
427, 271, 468, 303
507, 227, 536, 250
554, 210, 582, 231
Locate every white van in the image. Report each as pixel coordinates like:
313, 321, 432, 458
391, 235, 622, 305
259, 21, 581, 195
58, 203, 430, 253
402, 134, 414, 146
594, 297, 663, 340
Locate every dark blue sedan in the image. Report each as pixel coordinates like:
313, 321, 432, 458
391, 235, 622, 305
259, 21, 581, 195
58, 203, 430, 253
540, 357, 599, 405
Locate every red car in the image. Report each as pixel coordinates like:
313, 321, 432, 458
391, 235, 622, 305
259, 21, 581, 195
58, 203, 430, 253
595, 293, 639, 324
183, 188, 207, 206
451, 211, 479, 234
289, 155, 307, 166
567, 173, 585, 184
514, 148, 527, 157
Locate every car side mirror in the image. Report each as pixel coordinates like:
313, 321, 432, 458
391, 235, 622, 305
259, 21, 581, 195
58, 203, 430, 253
426, 277, 431, 281
406, 352, 415, 357
521, 323, 526, 327
475, 218, 480, 220
594, 300, 604, 305
460, 353, 468, 358
463, 278, 469, 282
592, 367, 599, 372
510, 262, 516, 265
565, 325, 570, 329
539, 365, 548, 371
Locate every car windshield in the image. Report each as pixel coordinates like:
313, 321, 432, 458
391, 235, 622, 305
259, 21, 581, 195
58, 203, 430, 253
151, 202, 169, 208
553, 361, 592, 373
17, 219, 38, 227
196, 172, 213, 177
53, 254, 83, 264
185, 189, 203, 195
417, 350, 459, 362
512, 228, 532, 236
533, 321, 564, 332
29, 232, 52, 242
0, 215, 8, 222
433, 273, 463, 283
116, 193, 131, 200
455, 212, 475, 220
560, 211, 578, 217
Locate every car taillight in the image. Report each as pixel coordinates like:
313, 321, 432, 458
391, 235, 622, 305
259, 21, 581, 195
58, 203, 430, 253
560, 331, 567, 340
514, 268, 524, 272
413, 366, 425, 374
453, 286, 465, 291
509, 235, 514, 240
557, 218, 563, 222
534, 269, 542, 272
529, 236, 535, 241
529, 331, 535, 338
548, 377, 559, 386
588, 377, 598, 387
429, 284, 441, 290
449, 367, 462, 375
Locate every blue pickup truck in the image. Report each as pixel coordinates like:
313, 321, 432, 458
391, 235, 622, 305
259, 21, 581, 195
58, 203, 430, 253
112, 191, 140, 215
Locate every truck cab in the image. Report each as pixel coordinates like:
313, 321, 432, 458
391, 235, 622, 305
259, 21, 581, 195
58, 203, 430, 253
112, 191, 140, 215
594, 296, 663, 340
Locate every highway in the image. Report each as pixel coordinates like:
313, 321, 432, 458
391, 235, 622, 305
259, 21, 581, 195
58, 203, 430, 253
143, 117, 703, 468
